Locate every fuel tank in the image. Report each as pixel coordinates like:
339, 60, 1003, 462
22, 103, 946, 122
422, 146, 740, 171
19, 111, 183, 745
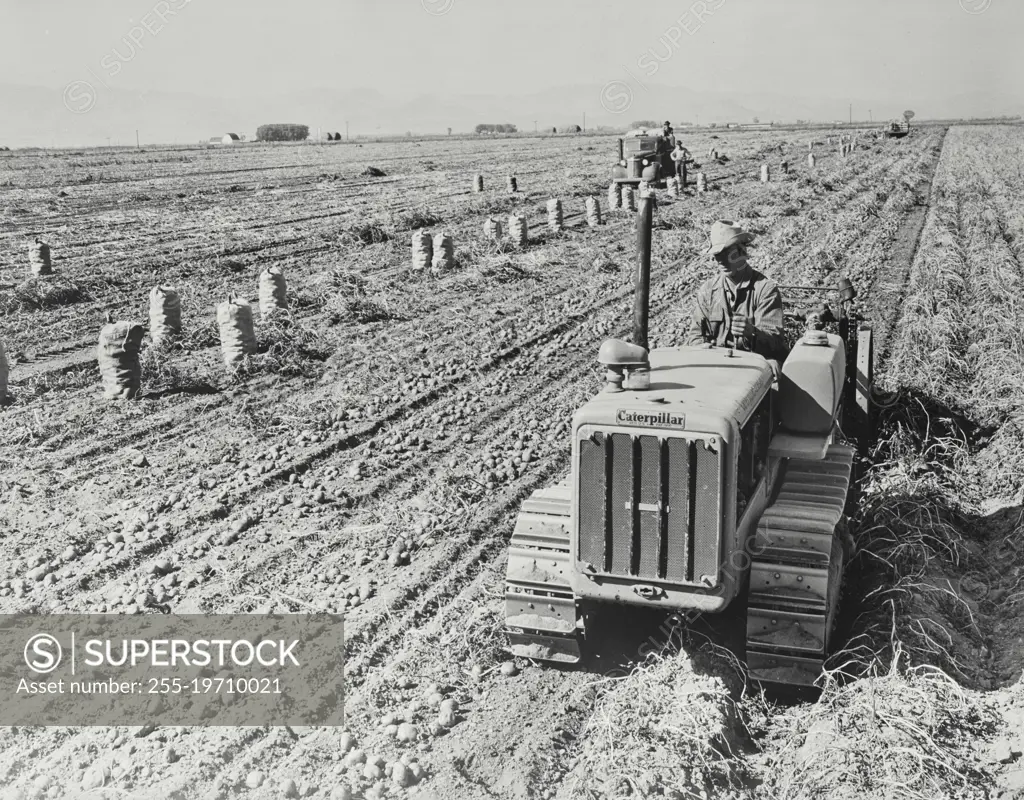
779, 332, 846, 433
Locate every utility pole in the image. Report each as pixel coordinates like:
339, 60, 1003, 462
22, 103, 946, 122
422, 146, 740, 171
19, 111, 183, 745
345, 121, 349, 140
582, 111, 586, 132
136, 129, 140, 149
869, 109, 872, 122
849, 103, 852, 125
534, 120, 537, 133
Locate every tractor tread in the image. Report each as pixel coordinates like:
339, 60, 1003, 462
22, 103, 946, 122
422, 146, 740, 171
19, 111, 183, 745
505, 489, 581, 663
746, 443, 854, 686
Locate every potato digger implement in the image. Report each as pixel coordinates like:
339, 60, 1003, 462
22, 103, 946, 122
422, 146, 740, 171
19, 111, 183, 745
504, 197, 875, 686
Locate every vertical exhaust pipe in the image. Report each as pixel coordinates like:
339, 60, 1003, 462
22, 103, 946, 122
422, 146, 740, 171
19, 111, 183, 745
633, 195, 654, 351
598, 194, 653, 393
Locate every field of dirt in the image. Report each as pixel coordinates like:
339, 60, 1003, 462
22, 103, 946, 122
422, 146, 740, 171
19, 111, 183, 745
1, 125, 1022, 800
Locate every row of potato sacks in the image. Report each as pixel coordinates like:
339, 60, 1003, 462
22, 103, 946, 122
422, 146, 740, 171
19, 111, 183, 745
92, 267, 289, 400
473, 174, 519, 193
411, 196, 611, 269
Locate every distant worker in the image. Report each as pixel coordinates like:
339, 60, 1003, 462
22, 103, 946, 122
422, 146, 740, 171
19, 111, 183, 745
661, 120, 676, 149
671, 141, 691, 187
685, 220, 786, 360
655, 121, 677, 179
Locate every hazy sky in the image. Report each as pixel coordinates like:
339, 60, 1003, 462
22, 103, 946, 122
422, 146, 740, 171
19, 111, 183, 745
2, 0, 1020, 103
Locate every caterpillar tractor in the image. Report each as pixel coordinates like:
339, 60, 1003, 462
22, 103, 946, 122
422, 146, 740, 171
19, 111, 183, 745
504, 198, 874, 686
612, 128, 675, 187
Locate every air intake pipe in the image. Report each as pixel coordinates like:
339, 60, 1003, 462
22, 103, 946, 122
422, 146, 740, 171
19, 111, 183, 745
598, 195, 654, 393
628, 196, 654, 389
633, 196, 653, 352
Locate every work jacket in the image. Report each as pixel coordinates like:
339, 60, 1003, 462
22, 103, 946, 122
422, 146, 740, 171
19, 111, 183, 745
684, 267, 786, 359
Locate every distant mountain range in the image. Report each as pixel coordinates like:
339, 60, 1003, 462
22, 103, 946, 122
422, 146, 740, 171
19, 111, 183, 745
1, 81, 1019, 148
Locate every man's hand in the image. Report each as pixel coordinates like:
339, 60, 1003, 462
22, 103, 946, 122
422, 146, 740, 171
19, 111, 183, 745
730, 314, 754, 342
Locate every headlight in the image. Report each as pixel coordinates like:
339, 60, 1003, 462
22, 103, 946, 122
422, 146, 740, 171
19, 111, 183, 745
620, 159, 627, 167
642, 159, 649, 166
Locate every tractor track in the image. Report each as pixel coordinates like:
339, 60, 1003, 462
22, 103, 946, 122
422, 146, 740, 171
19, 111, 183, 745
863, 129, 948, 372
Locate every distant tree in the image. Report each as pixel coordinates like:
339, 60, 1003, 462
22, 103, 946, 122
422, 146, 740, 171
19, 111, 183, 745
753, 116, 760, 124
630, 120, 661, 129
447, 127, 452, 136
903, 110, 915, 123
256, 124, 309, 142
474, 123, 518, 135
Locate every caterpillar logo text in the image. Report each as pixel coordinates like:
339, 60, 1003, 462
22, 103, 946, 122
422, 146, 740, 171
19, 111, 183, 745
615, 409, 686, 429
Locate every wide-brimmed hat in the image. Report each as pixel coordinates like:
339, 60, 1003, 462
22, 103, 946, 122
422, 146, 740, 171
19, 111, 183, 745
707, 220, 754, 255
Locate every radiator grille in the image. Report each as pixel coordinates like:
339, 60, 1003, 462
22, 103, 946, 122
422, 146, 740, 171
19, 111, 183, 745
577, 430, 722, 584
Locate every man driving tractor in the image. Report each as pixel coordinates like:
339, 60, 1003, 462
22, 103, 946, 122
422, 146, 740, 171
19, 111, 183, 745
684, 220, 786, 360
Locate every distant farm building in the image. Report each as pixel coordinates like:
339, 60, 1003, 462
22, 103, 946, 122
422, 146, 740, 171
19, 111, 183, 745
221, 133, 241, 145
